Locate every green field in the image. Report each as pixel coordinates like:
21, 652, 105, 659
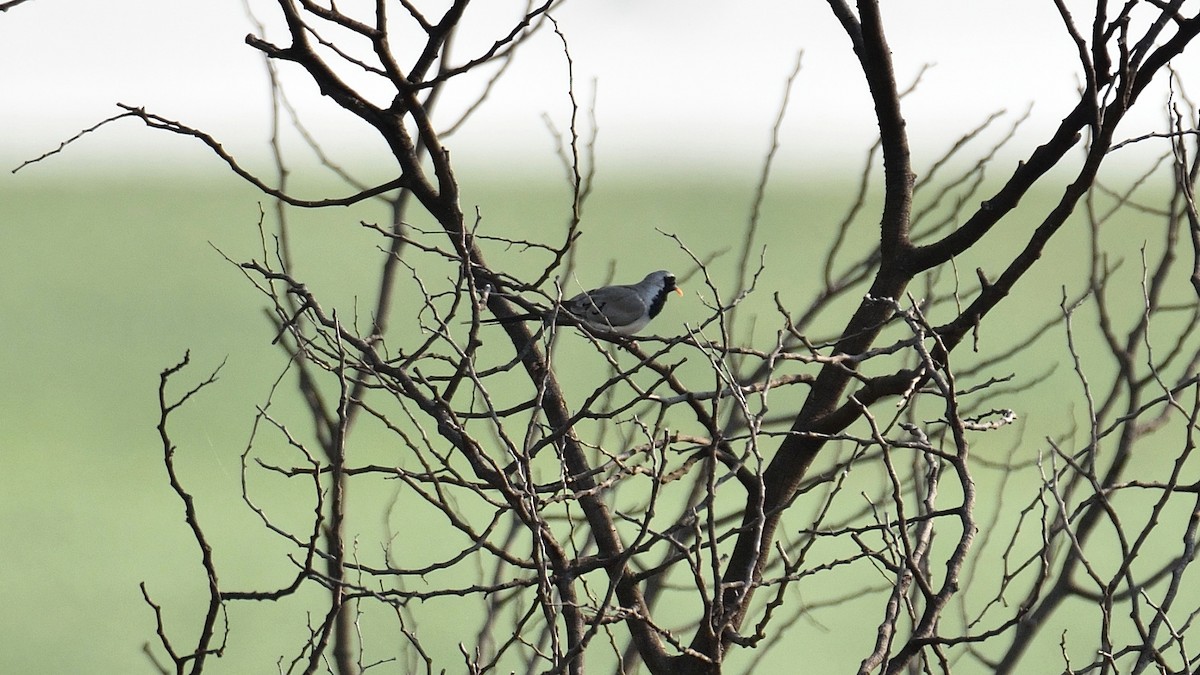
2, 160, 1193, 673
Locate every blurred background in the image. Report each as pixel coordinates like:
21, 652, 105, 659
3, 1, 1195, 673
2, 0, 1098, 173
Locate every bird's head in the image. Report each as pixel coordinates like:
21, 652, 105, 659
644, 270, 683, 321
645, 270, 683, 297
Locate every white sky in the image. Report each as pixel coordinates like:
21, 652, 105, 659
1, 1, 1195, 175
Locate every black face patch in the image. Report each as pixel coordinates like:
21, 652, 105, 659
647, 285, 671, 318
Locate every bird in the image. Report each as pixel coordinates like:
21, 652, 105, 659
484, 270, 682, 335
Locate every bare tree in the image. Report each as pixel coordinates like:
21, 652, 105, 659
23, 1, 1200, 673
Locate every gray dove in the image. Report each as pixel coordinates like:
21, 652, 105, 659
484, 270, 681, 335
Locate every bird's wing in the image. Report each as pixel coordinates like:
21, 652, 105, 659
563, 285, 647, 329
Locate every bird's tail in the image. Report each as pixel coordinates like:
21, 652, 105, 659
478, 313, 543, 325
